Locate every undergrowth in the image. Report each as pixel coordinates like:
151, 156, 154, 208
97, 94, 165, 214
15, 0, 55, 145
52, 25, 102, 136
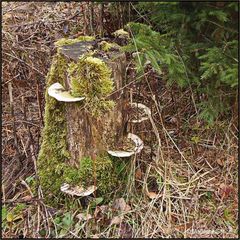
125, 2, 238, 124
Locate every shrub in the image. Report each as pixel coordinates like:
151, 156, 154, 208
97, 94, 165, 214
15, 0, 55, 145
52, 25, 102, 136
125, 2, 238, 123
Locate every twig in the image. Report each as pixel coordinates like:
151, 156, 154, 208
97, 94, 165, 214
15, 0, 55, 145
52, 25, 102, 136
8, 81, 22, 167
20, 178, 34, 197
36, 79, 44, 127
2, 197, 43, 205
175, 49, 199, 121
99, 3, 104, 37
21, 96, 37, 160
89, 2, 94, 35
3, 51, 45, 76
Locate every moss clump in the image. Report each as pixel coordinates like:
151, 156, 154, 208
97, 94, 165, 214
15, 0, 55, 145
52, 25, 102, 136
113, 29, 130, 38
99, 41, 120, 52
68, 55, 115, 116
78, 154, 118, 196
55, 35, 95, 47
37, 53, 71, 204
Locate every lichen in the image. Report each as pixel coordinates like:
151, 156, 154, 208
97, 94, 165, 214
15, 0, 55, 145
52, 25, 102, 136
68, 55, 115, 116
55, 35, 95, 47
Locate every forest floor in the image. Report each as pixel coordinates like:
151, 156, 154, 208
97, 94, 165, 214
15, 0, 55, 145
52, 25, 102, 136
2, 2, 238, 238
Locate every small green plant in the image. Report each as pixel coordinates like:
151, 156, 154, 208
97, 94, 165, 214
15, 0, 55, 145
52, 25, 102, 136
99, 41, 120, 52
89, 197, 104, 209
2, 206, 7, 229
54, 211, 75, 238
191, 135, 201, 144
2, 204, 26, 232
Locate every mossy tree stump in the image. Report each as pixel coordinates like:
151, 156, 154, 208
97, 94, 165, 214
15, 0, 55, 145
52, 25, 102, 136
38, 38, 128, 203
61, 42, 127, 165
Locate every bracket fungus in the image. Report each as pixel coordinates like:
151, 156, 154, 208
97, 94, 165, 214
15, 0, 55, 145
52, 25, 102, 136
107, 150, 135, 158
48, 82, 85, 102
129, 102, 151, 123
60, 183, 97, 197
108, 103, 148, 158
107, 133, 143, 158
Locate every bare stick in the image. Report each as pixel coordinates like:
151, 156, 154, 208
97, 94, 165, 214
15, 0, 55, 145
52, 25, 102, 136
99, 3, 104, 37
8, 81, 22, 166
36, 79, 44, 127
89, 2, 94, 35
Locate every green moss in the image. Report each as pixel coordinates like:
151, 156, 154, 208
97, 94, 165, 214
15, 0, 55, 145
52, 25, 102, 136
55, 35, 95, 47
68, 55, 115, 116
37, 53, 71, 204
99, 41, 120, 52
78, 154, 118, 196
113, 29, 130, 38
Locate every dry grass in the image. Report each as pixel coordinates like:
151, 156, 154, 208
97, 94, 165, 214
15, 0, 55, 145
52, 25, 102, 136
2, 2, 238, 238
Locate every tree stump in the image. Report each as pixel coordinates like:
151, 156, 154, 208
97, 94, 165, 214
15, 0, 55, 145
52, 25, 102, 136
60, 42, 127, 165
38, 38, 128, 203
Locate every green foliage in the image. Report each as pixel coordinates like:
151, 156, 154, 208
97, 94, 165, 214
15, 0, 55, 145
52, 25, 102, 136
53, 211, 75, 238
68, 55, 115, 116
199, 44, 238, 88
126, 2, 238, 123
124, 22, 186, 86
2, 204, 27, 230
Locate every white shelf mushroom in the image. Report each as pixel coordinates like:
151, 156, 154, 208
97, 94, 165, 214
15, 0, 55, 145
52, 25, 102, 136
129, 102, 151, 123
107, 150, 135, 158
107, 133, 143, 158
60, 183, 97, 197
128, 133, 144, 153
48, 82, 85, 102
